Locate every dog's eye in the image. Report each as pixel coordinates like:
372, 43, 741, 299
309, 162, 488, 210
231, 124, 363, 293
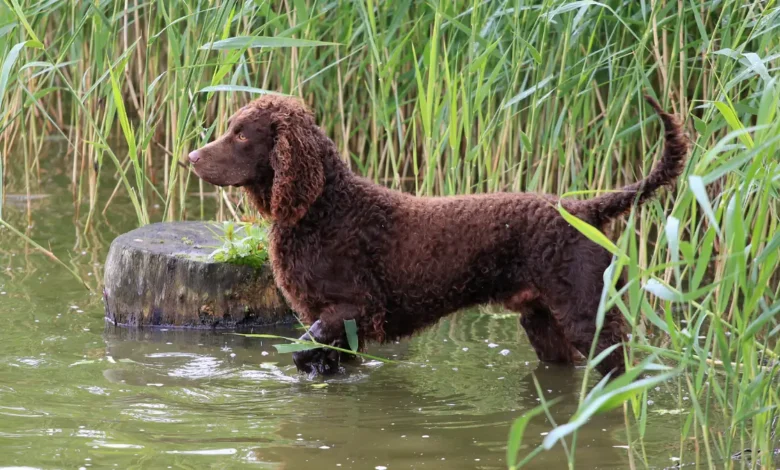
237, 132, 247, 141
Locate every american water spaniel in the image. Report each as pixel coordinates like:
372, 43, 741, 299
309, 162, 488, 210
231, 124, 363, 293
189, 94, 688, 378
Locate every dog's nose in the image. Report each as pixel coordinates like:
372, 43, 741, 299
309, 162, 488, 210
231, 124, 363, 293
188, 150, 201, 164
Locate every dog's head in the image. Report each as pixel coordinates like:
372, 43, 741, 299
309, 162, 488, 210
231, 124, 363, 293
189, 95, 325, 225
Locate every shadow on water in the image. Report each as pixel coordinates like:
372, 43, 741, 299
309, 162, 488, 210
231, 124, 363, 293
0, 141, 714, 469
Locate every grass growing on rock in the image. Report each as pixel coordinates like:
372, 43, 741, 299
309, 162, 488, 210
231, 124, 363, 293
208, 221, 270, 269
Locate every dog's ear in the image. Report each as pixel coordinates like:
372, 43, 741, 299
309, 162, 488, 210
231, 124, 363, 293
270, 112, 325, 226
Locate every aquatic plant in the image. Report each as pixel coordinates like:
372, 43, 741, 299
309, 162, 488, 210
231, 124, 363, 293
208, 221, 270, 269
510, 78, 780, 468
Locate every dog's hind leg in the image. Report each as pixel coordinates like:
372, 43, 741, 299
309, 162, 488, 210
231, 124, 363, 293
504, 289, 581, 364
520, 306, 583, 364
538, 238, 630, 378
553, 302, 628, 378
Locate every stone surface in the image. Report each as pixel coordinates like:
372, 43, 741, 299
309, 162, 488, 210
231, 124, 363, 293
103, 221, 292, 328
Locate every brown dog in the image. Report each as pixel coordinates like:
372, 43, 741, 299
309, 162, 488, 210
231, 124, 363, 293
189, 94, 687, 378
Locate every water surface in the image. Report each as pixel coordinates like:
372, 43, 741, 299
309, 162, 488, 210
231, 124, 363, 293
1, 142, 690, 469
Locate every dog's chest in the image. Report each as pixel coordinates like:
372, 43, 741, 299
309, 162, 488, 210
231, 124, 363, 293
269, 227, 365, 314
268, 235, 305, 310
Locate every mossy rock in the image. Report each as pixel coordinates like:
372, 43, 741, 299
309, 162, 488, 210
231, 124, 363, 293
103, 221, 292, 329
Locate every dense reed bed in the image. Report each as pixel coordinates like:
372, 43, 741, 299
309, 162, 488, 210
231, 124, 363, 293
1, 0, 778, 468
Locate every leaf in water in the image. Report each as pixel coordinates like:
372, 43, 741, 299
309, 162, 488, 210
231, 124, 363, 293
201, 36, 339, 50
642, 278, 682, 302
273, 342, 320, 354
311, 383, 328, 389
344, 319, 359, 352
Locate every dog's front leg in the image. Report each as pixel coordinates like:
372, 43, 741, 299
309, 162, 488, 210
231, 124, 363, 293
292, 305, 362, 376
292, 320, 342, 375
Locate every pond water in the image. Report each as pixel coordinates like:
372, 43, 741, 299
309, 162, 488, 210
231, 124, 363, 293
1, 142, 695, 469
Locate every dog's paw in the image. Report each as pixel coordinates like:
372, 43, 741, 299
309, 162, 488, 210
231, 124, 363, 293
293, 347, 342, 376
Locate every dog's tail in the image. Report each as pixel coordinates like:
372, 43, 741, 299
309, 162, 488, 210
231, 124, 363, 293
587, 95, 688, 224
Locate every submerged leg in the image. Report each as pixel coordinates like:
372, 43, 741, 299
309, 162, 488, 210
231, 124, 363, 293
292, 304, 362, 375
292, 320, 344, 375
504, 288, 580, 364
517, 303, 581, 364
553, 303, 628, 378
542, 239, 629, 378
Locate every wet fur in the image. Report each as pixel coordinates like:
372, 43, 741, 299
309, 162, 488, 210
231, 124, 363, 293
190, 94, 688, 378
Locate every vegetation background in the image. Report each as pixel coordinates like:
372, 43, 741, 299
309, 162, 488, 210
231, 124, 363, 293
0, 0, 778, 467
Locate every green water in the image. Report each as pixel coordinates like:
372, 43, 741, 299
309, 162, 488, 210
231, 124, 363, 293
1, 143, 691, 469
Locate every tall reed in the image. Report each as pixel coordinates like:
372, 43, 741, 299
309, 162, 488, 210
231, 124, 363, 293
0, 0, 778, 467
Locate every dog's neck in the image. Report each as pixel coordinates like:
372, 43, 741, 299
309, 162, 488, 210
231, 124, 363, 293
243, 168, 274, 218
320, 146, 353, 184
244, 182, 272, 218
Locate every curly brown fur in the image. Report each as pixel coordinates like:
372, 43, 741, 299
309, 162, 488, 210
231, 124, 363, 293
189, 94, 688, 378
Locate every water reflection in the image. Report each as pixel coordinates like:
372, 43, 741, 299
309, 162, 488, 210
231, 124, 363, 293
76, 318, 636, 469
0, 148, 691, 470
